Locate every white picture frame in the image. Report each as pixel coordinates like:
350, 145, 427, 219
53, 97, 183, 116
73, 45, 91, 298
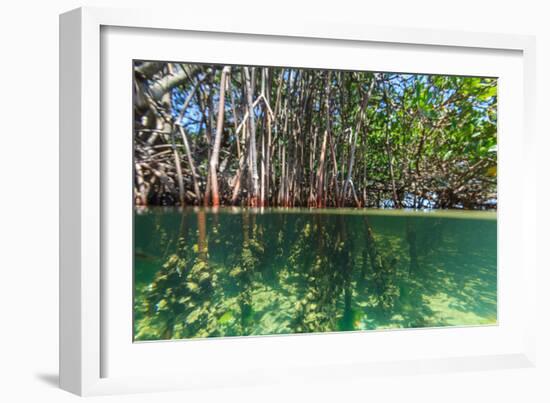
59, 6, 537, 396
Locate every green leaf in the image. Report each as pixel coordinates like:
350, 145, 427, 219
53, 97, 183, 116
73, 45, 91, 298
484, 85, 497, 99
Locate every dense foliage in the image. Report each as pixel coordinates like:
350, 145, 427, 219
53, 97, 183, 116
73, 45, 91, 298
134, 62, 497, 209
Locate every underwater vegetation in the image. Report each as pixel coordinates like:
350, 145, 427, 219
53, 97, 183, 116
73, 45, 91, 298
134, 208, 497, 341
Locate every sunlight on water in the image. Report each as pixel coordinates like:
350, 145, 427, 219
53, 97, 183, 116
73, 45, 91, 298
133, 208, 496, 341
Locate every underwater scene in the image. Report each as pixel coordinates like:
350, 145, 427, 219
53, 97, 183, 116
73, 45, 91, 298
133, 208, 497, 341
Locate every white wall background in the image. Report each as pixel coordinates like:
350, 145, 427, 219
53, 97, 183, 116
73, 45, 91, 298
1, 0, 548, 401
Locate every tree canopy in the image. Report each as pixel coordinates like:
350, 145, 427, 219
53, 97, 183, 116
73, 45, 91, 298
133, 62, 497, 209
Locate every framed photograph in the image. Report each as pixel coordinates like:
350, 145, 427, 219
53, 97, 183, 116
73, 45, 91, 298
60, 6, 537, 396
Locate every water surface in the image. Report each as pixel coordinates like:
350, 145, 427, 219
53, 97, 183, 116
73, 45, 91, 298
134, 208, 497, 341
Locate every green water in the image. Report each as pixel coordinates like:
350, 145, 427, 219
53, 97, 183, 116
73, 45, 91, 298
134, 208, 497, 341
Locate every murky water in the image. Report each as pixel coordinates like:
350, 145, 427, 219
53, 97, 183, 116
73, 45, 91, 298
134, 208, 497, 341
